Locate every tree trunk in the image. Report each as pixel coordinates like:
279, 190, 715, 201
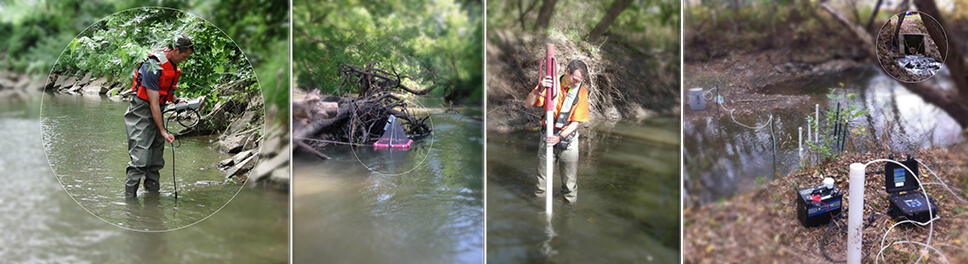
865, 0, 884, 32
534, 0, 557, 33
849, 0, 862, 24
914, 0, 968, 102
587, 0, 634, 42
819, 1, 968, 128
891, 11, 906, 52
518, 0, 540, 31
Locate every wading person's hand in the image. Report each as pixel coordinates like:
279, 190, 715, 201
545, 135, 561, 145
540, 75, 554, 88
162, 131, 175, 143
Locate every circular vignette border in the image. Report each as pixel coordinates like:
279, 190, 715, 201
350, 98, 436, 176
873, 10, 949, 84
39, 6, 268, 233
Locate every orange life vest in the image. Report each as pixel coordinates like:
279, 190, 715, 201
130, 52, 180, 105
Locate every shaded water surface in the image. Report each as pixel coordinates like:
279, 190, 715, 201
684, 66, 963, 207
486, 118, 681, 263
0, 98, 287, 263
293, 106, 484, 263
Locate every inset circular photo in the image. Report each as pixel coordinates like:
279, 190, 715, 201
41, 7, 265, 232
875, 11, 948, 83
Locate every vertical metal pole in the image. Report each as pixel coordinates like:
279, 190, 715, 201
833, 103, 841, 153
841, 121, 849, 153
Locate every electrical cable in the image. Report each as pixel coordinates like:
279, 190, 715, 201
703, 87, 774, 130
702, 89, 964, 263
161, 104, 199, 201
918, 159, 968, 204
163, 111, 179, 200
870, 159, 967, 264
865, 159, 934, 264
822, 218, 847, 263
818, 159, 965, 264
820, 208, 881, 263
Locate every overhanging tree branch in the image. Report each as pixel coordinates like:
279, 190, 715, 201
820, 0, 968, 128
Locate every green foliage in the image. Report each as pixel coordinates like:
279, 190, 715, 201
0, 0, 288, 123
52, 8, 256, 115
204, 0, 290, 116
293, 0, 483, 104
487, 0, 679, 52
805, 88, 870, 161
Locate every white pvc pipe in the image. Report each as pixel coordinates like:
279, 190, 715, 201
807, 122, 811, 147
545, 110, 553, 216
847, 163, 866, 264
798, 127, 803, 156
815, 104, 820, 143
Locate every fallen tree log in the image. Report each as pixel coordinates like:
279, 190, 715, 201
293, 94, 432, 159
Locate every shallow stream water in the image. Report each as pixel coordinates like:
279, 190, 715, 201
684, 65, 963, 207
41, 95, 242, 231
0, 97, 287, 263
293, 103, 484, 263
486, 118, 681, 263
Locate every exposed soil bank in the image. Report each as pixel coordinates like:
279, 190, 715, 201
486, 30, 680, 133
683, 48, 867, 123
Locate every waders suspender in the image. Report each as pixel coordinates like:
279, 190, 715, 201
133, 56, 173, 103
553, 82, 582, 130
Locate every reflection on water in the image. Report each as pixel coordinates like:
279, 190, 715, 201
486, 118, 681, 263
0, 98, 287, 262
353, 135, 434, 175
41, 95, 240, 231
293, 108, 483, 263
684, 65, 963, 207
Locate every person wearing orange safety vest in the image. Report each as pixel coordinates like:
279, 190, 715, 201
524, 59, 590, 203
123, 35, 193, 198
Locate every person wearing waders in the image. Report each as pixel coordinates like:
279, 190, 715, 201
124, 35, 193, 198
524, 60, 590, 203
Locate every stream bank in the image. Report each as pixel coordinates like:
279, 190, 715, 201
0, 71, 45, 101
683, 48, 867, 122
486, 29, 680, 133
683, 147, 968, 263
